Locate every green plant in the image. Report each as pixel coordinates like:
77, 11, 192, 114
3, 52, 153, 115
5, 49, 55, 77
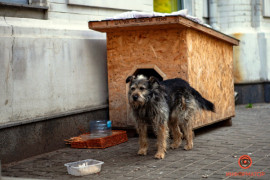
246, 103, 253, 108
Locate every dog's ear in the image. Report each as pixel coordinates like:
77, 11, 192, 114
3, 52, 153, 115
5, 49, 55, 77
126, 76, 134, 83
149, 76, 160, 86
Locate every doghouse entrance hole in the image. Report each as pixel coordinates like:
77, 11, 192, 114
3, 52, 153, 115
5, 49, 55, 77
133, 68, 163, 81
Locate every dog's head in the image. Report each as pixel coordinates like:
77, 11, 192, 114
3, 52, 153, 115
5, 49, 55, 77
126, 74, 160, 108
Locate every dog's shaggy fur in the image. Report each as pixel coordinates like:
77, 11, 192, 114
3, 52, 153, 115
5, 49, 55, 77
126, 75, 215, 159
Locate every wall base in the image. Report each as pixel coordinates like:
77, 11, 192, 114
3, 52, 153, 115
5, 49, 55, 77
0, 108, 109, 164
235, 82, 270, 105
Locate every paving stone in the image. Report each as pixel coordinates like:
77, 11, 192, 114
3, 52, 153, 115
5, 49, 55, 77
161, 170, 188, 179
210, 172, 228, 178
1, 104, 270, 179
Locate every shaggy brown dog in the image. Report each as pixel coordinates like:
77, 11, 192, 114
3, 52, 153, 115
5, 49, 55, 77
126, 75, 215, 159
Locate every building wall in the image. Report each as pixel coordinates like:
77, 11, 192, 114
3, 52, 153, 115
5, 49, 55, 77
210, 0, 269, 84
191, 0, 270, 103
0, 17, 108, 127
48, 0, 153, 21
0, 0, 153, 128
0, 0, 153, 163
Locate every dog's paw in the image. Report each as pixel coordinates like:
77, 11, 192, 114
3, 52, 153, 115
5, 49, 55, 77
137, 149, 147, 156
184, 144, 193, 151
170, 143, 180, 149
154, 152, 165, 159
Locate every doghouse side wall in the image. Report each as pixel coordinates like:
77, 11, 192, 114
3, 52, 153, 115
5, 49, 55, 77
107, 28, 189, 127
186, 29, 235, 128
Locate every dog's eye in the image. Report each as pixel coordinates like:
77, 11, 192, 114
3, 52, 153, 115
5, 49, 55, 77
139, 87, 145, 91
131, 87, 135, 91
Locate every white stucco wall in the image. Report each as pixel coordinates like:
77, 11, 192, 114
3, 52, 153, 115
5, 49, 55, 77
219, 0, 270, 83
48, 0, 153, 21
0, 0, 153, 126
0, 17, 108, 126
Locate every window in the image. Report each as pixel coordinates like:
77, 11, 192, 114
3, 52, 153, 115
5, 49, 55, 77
0, 0, 47, 7
154, 0, 182, 13
0, 0, 48, 19
0, 0, 27, 4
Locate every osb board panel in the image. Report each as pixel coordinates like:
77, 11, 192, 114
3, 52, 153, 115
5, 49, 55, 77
107, 29, 189, 127
186, 29, 235, 129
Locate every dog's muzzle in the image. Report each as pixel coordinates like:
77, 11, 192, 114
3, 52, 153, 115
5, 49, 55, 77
132, 94, 139, 101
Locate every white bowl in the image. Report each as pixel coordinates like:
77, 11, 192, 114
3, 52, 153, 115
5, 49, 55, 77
64, 159, 104, 176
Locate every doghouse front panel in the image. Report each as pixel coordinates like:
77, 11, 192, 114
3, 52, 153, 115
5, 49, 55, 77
107, 28, 189, 127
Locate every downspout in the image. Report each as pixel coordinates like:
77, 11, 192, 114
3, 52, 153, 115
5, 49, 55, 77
209, 0, 220, 30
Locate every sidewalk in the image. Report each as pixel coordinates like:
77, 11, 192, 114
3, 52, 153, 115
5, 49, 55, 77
2, 104, 270, 180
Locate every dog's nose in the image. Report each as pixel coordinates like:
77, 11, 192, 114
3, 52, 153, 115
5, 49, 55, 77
133, 94, 139, 101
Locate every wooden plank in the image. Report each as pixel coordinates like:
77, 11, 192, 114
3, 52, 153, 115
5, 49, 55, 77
89, 16, 181, 31
89, 16, 239, 46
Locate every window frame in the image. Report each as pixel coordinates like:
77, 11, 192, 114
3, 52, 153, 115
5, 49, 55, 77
203, 0, 209, 18
181, 0, 193, 15
0, 0, 48, 10
0, 0, 28, 5
263, 0, 270, 17
68, 0, 143, 11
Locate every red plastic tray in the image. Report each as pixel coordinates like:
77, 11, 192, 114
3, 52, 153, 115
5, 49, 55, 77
66, 130, 128, 149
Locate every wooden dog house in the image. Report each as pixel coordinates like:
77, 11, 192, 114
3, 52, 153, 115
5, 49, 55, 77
89, 15, 239, 129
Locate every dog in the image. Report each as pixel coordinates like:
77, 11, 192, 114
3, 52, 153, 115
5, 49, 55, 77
126, 74, 215, 159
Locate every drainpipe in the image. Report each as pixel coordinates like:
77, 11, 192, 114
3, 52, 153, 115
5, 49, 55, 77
209, 0, 220, 30
251, 0, 261, 29
182, 0, 193, 16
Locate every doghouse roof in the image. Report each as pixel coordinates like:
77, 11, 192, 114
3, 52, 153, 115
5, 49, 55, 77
89, 15, 239, 46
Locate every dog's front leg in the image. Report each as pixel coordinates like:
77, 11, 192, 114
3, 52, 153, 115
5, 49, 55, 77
136, 122, 148, 155
155, 123, 169, 159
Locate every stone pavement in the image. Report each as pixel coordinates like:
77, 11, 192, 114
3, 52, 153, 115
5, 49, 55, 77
2, 104, 270, 180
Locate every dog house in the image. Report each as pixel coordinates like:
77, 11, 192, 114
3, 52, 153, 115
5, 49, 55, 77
89, 15, 239, 129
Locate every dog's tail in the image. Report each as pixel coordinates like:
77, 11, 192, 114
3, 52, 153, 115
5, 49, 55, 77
197, 96, 215, 112
192, 89, 215, 112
